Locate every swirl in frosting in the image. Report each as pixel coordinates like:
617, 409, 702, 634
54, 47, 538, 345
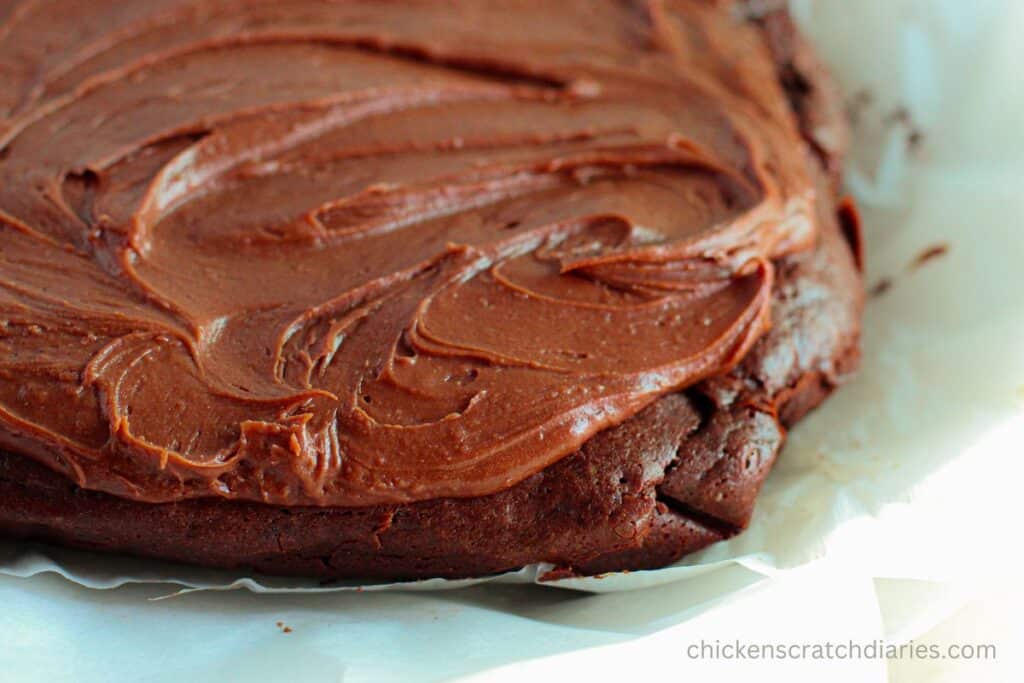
0, 0, 819, 505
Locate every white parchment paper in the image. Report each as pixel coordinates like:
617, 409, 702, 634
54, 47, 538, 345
2, 0, 1022, 597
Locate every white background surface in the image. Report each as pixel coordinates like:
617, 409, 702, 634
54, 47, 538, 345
3, 0, 1024, 680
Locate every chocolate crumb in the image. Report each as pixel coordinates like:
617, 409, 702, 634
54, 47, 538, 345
908, 128, 924, 150
885, 106, 925, 151
884, 106, 911, 125
845, 89, 875, 126
910, 243, 950, 270
869, 278, 893, 298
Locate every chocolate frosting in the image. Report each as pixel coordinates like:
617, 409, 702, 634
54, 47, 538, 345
0, 0, 819, 506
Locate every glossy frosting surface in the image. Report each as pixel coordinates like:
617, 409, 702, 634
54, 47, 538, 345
0, 0, 818, 505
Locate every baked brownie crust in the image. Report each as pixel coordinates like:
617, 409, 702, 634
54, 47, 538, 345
0, 2, 862, 579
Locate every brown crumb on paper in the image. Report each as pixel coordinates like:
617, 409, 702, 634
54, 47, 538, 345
907, 128, 924, 150
276, 621, 293, 634
869, 278, 893, 298
910, 243, 950, 270
845, 89, 875, 127
873, 244, 950, 295
885, 106, 926, 151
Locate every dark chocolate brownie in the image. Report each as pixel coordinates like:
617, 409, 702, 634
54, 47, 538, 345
0, 1, 861, 579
